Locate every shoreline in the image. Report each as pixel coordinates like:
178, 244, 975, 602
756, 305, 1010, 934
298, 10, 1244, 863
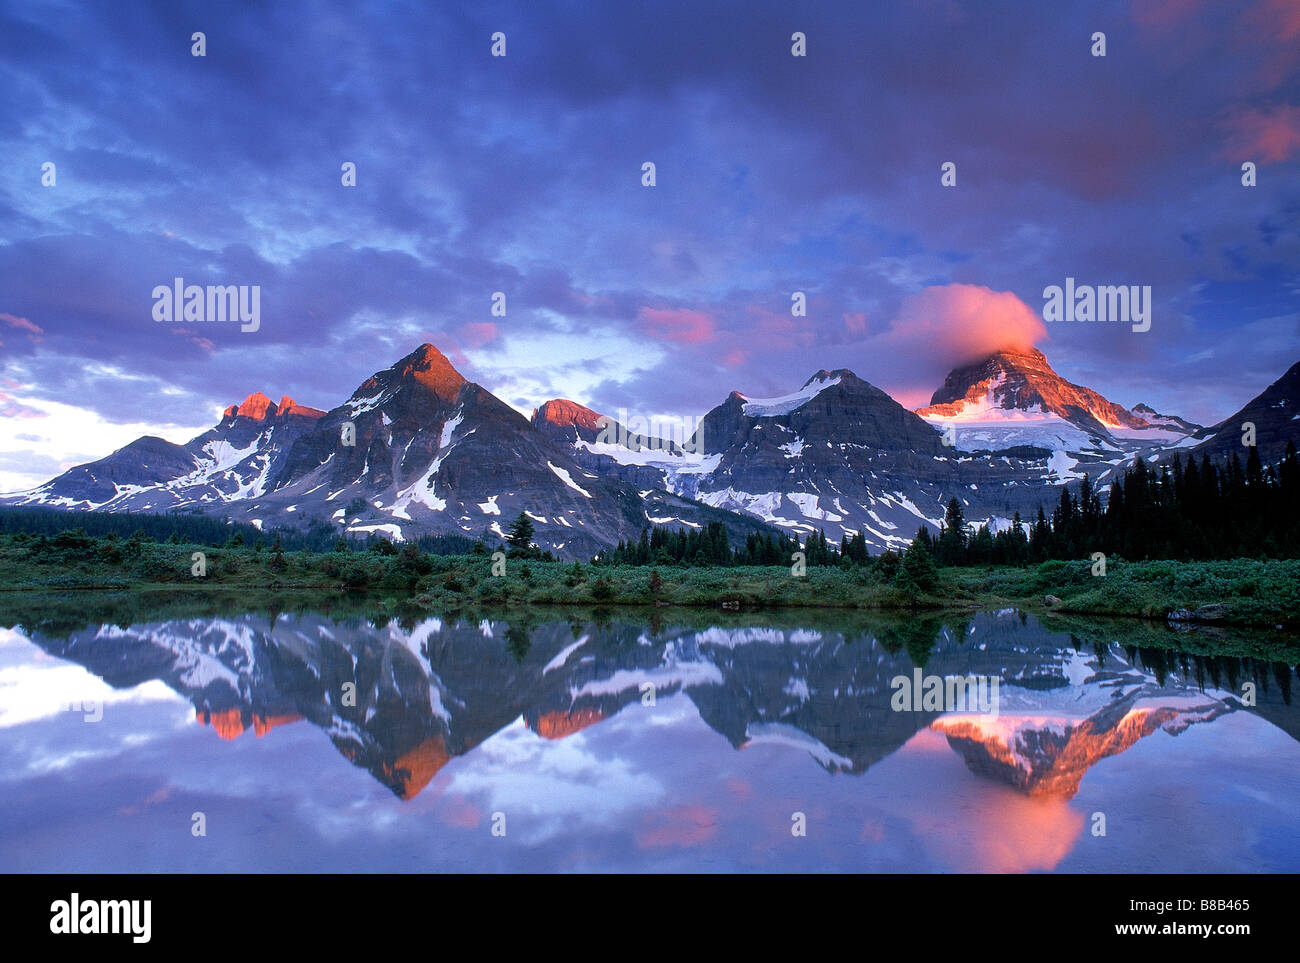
0, 548, 1295, 632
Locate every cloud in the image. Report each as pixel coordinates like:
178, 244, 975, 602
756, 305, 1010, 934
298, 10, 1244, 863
637, 804, 719, 848
1130, 0, 1202, 27
884, 283, 1047, 363
826, 284, 1050, 408
1221, 105, 1300, 165
638, 307, 717, 344
0, 0, 1296, 445
0, 391, 46, 419
170, 328, 216, 353
0, 313, 42, 339
459, 322, 499, 349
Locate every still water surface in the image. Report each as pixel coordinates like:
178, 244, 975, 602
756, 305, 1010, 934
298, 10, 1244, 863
2, 605, 1297, 872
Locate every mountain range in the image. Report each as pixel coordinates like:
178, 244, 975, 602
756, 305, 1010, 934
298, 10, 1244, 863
5, 342, 1298, 557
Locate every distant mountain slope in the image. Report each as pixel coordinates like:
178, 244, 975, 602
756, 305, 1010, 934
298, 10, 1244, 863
1191, 360, 1300, 463
6, 392, 325, 510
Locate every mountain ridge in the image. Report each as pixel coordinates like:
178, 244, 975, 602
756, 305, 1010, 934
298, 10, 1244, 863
4, 341, 1296, 557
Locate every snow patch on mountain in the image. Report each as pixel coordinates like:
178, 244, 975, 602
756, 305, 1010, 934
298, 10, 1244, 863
739, 375, 841, 417
787, 492, 842, 522
918, 409, 1101, 453
1046, 450, 1083, 482
743, 721, 854, 770
348, 522, 405, 541
547, 461, 592, 498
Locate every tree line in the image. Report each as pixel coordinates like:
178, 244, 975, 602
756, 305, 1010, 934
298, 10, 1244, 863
594, 443, 1300, 570
928, 443, 1300, 567
0, 506, 475, 555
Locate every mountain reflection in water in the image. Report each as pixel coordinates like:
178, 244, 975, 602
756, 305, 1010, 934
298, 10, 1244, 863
2, 607, 1297, 872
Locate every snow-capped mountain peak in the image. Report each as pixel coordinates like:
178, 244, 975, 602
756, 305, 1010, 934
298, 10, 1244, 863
737, 369, 846, 417
916, 347, 1143, 433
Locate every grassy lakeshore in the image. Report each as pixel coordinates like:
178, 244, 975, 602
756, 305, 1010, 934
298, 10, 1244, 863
1, 531, 1296, 630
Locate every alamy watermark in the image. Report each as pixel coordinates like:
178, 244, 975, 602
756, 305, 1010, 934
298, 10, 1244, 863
50, 893, 151, 943
594, 409, 702, 454
890, 669, 1000, 718
152, 277, 260, 332
1042, 278, 1150, 333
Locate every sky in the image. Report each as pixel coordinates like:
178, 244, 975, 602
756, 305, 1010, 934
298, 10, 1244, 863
1, 0, 1298, 492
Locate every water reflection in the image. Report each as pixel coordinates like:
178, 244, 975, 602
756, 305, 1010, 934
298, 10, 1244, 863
1, 603, 1297, 872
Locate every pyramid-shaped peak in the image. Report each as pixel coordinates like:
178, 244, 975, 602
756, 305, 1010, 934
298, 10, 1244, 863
920, 344, 1144, 429
402, 342, 451, 364
392, 343, 467, 402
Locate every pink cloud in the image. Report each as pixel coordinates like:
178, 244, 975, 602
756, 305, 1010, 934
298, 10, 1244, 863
117, 785, 173, 817
170, 328, 216, 352
441, 798, 482, 829
1132, 0, 1300, 92
1131, 0, 1202, 27
722, 347, 748, 368
639, 307, 717, 344
726, 777, 753, 800
1254, 0, 1300, 39
859, 818, 886, 843
0, 312, 43, 342
637, 804, 719, 848
461, 321, 499, 349
742, 305, 819, 350
1220, 104, 1300, 164
883, 283, 1046, 362
863, 283, 1047, 408
0, 391, 47, 419
843, 311, 868, 335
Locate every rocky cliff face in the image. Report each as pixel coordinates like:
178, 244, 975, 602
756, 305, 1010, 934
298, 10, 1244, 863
531, 399, 610, 442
